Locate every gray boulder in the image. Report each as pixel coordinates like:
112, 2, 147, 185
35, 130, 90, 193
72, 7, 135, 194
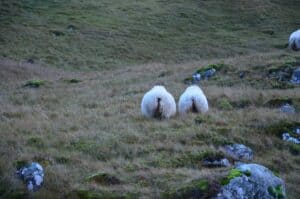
280, 104, 296, 114
215, 164, 286, 199
223, 144, 253, 161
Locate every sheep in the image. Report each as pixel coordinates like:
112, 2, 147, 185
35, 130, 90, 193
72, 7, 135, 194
178, 85, 209, 116
289, 29, 300, 51
141, 85, 176, 119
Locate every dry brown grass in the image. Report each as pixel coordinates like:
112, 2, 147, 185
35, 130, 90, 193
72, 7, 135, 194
0, 51, 300, 198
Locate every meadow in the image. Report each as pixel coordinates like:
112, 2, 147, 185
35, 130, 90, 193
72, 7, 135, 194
0, 0, 300, 198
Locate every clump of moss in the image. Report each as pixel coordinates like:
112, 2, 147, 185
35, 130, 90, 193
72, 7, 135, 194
23, 79, 45, 88
220, 169, 243, 185
218, 98, 233, 110
86, 172, 121, 185
268, 185, 285, 199
196, 63, 229, 74
163, 179, 209, 199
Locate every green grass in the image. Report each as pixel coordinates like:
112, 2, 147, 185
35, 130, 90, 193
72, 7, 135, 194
1, 0, 300, 70
1, 0, 300, 198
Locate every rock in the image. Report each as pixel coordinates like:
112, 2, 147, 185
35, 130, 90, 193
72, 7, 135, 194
202, 158, 231, 167
290, 67, 300, 84
282, 133, 300, 144
203, 68, 216, 79
16, 162, 44, 192
279, 104, 296, 114
223, 144, 253, 161
294, 127, 300, 135
239, 71, 245, 79
215, 164, 286, 199
192, 73, 201, 83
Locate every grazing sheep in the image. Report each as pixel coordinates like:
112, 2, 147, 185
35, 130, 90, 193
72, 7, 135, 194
289, 29, 300, 51
141, 85, 176, 119
178, 85, 209, 116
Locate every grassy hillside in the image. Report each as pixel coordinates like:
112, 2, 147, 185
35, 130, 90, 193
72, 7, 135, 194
0, 0, 300, 199
0, 0, 299, 70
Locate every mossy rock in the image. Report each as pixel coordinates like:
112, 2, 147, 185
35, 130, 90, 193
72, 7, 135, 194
23, 79, 45, 88
217, 98, 233, 110
268, 185, 285, 199
163, 179, 209, 199
86, 172, 121, 185
220, 169, 251, 185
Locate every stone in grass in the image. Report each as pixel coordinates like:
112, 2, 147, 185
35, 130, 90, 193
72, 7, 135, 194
282, 133, 300, 144
16, 162, 44, 192
23, 80, 45, 88
86, 172, 121, 185
279, 104, 296, 114
202, 68, 216, 80
223, 144, 253, 161
215, 164, 286, 199
290, 67, 300, 84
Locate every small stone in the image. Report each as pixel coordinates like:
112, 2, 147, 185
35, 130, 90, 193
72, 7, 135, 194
280, 104, 296, 114
202, 68, 216, 79
223, 144, 253, 161
16, 162, 44, 192
282, 133, 300, 144
290, 67, 300, 84
239, 71, 245, 79
192, 73, 201, 83
294, 127, 300, 135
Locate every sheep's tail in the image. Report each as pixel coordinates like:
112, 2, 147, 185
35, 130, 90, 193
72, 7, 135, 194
154, 97, 163, 119
192, 96, 209, 113
191, 98, 198, 112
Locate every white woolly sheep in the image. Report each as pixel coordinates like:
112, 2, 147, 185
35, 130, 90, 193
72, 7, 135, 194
289, 29, 300, 51
141, 85, 176, 119
178, 85, 209, 116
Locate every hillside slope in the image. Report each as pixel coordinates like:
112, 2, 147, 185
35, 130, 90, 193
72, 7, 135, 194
0, 0, 300, 69
0, 0, 300, 199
